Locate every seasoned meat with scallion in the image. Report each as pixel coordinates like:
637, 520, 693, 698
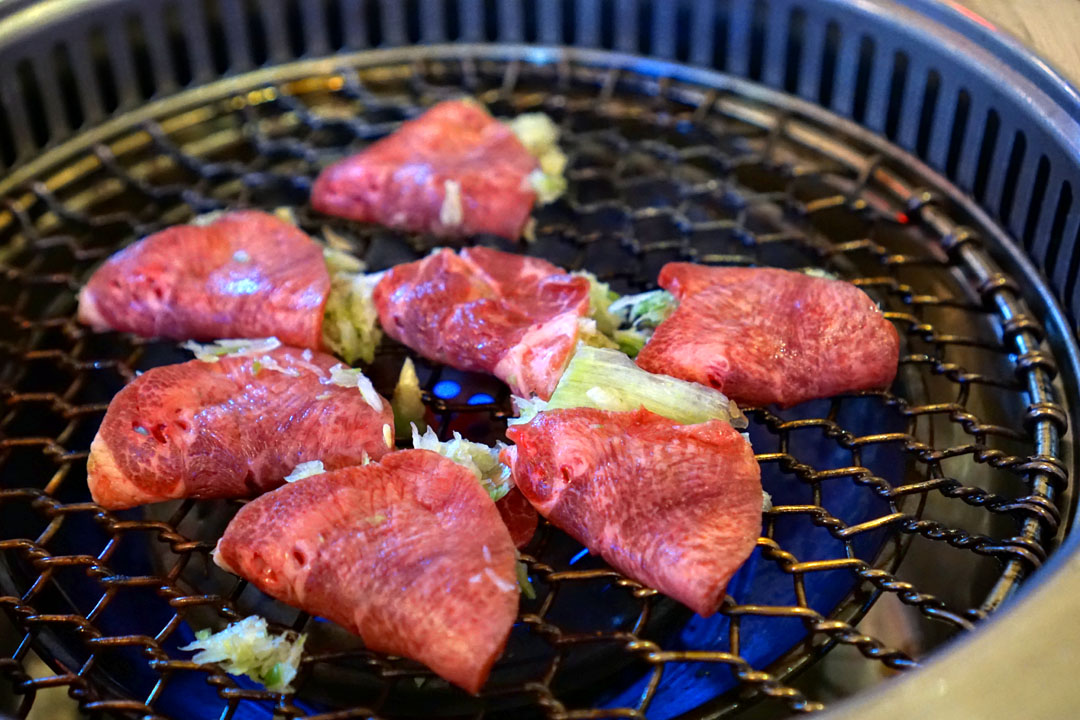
78, 209, 383, 364
87, 342, 393, 509
636, 263, 900, 408
214, 450, 519, 694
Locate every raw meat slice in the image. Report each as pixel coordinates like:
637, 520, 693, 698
78, 210, 330, 349
214, 450, 519, 694
503, 407, 762, 616
636, 264, 900, 408
373, 246, 590, 399
311, 100, 539, 239
496, 488, 539, 549
87, 347, 393, 509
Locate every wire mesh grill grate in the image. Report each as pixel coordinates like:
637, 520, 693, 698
0, 55, 1070, 719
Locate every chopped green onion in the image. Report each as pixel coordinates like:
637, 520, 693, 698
608, 289, 677, 331
516, 560, 536, 600
391, 357, 427, 437
611, 329, 650, 357
510, 344, 746, 428
574, 271, 621, 337
411, 424, 512, 502
577, 318, 619, 350
181, 616, 306, 693
262, 662, 286, 688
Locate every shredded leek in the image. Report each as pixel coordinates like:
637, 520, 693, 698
180, 616, 306, 692
577, 318, 619, 350
508, 113, 568, 205
609, 289, 677, 329
284, 460, 325, 483
189, 210, 228, 227
569, 274, 679, 357
605, 289, 679, 356
797, 266, 839, 280
411, 424, 512, 501
510, 344, 746, 428
574, 272, 621, 337
322, 266, 383, 366
182, 337, 282, 362
326, 364, 384, 412
323, 245, 366, 275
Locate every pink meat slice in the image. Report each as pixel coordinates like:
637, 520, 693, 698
77, 210, 330, 349
373, 246, 590, 399
496, 488, 539, 549
214, 450, 519, 694
503, 407, 762, 616
311, 100, 539, 239
636, 263, 900, 408
87, 347, 394, 509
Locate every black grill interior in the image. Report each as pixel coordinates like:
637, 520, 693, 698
0, 55, 1071, 719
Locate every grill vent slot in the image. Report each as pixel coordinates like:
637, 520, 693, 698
883, 51, 908, 141
15, 60, 50, 148
162, 5, 194, 88
998, 130, 1027, 227
283, 0, 308, 59
945, 88, 971, 180
0, 102, 13, 167
818, 20, 839, 107
784, 7, 806, 93
915, 69, 940, 159
87, 26, 121, 114
1045, 181, 1073, 279
851, 36, 875, 124
1065, 223, 1080, 315
1023, 155, 1052, 250
51, 43, 85, 131
973, 108, 1000, 204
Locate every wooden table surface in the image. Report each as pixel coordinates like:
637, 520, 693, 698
957, 0, 1080, 87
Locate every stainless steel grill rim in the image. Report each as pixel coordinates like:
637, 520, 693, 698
0, 2, 1076, 720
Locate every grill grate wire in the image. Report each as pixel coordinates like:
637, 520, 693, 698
0, 56, 1070, 719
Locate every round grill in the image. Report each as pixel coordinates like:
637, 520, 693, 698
0, 11, 1076, 720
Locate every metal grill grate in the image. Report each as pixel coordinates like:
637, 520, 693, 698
0, 54, 1071, 719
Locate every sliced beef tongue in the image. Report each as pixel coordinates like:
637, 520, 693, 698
373, 246, 590, 399
495, 487, 539, 549
503, 407, 762, 617
636, 263, 900, 408
214, 450, 520, 694
87, 346, 393, 509
77, 210, 331, 350
311, 99, 538, 239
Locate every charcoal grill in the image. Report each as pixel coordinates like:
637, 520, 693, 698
1, 1, 1079, 718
